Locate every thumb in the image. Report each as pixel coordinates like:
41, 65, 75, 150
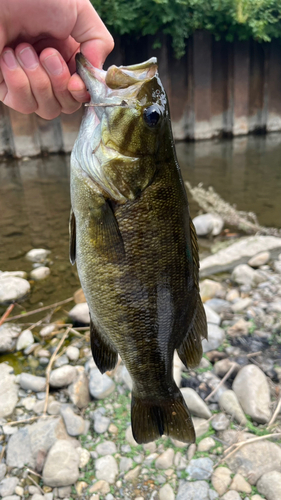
71, 0, 114, 68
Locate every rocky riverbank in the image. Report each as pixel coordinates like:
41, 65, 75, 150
1, 235, 281, 500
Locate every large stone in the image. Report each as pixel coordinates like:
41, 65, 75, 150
95, 455, 118, 484
60, 405, 86, 436
202, 324, 225, 352
89, 368, 115, 399
49, 365, 77, 388
19, 373, 46, 392
225, 431, 281, 484
186, 457, 213, 480
181, 387, 212, 419
257, 470, 281, 500
0, 276, 30, 304
43, 440, 79, 487
68, 303, 90, 324
0, 324, 21, 353
211, 466, 232, 496
68, 366, 90, 408
176, 480, 210, 500
16, 329, 34, 351
200, 236, 281, 277
26, 248, 50, 262
193, 213, 223, 236
219, 390, 247, 425
0, 363, 18, 418
232, 365, 271, 423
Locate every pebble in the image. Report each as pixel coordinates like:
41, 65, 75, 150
0, 276, 30, 303
68, 366, 90, 409
193, 213, 223, 237
211, 466, 232, 496
219, 390, 247, 425
197, 437, 215, 452
93, 412, 110, 434
89, 368, 115, 399
68, 303, 90, 324
0, 477, 19, 497
125, 425, 138, 446
231, 297, 253, 312
0, 363, 18, 418
211, 412, 230, 431
95, 455, 118, 484
230, 473, 252, 494
49, 365, 77, 388
54, 355, 69, 368
257, 470, 281, 500
26, 248, 50, 262
66, 346, 80, 361
233, 364, 271, 423
155, 449, 175, 470
60, 405, 86, 436
176, 480, 211, 500
77, 447, 91, 468
16, 329, 34, 351
19, 373, 46, 392
95, 441, 117, 456
159, 483, 175, 500
214, 358, 240, 377
39, 324, 56, 337
248, 251, 270, 267
42, 440, 80, 487
89, 480, 110, 495
124, 465, 141, 481
221, 492, 242, 500
181, 387, 212, 419
0, 324, 21, 353
192, 417, 210, 438
202, 323, 225, 352
186, 457, 213, 480
0, 464, 7, 481
30, 266, 50, 280
119, 457, 133, 472
200, 279, 223, 302
204, 304, 221, 325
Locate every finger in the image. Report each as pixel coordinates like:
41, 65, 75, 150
40, 47, 82, 115
0, 47, 37, 113
68, 72, 90, 103
72, 1, 114, 68
15, 43, 61, 120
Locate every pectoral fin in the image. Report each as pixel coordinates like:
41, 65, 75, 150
89, 198, 125, 262
90, 318, 118, 373
69, 208, 76, 265
177, 295, 207, 369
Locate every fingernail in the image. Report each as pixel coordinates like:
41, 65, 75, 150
18, 47, 39, 70
43, 54, 63, 76
2, 50, 18, 70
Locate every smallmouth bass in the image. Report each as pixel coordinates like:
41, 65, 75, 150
70, 54, 207, 444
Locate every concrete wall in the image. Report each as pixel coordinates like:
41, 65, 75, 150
1, 33, 281, 157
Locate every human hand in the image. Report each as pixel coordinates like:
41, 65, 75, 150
0, 0, 114, 119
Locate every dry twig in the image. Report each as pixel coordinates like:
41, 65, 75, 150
267, 397, 281, 429
6, 416, 40, 426
4, 297, 74, 322
43, 327, 70, 416
223, 432, 281, 462
26, 473, 44, 494
205, 363, 236, 402
0, 445, 5, 462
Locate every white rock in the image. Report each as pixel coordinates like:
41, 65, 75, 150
155, 448, 174, 469
39, 324, 56, 337
219, 390, 247, 425
211, 466, 232, 496
233, 364, 271, 423
231, 264, 256, 286
68, 303, 90, 324
89, 368, 115, 399
197, 437, 216, 452
181, 387, 212, 419
0, 363, 18, 418
49, 366, 77, 388
19, 373, 46, 392
30, 266, 50, 280
200, 236, 281, 277
192, 417, 209, 438
204, 304, 221, 325
221, 491, 242, 500
16, 329, 34, 351
66, 346, 80, 361
200, 279, 223, 302
229, 473, 252, 494
0, 270, 27, 279
193, 213, 224, 236
159, 483, 175, 500
77, 447, 91, 468
257, 470, 281, 500
0, 276, 30, 304
42, 440, 79, 487
231, 297, 252, 312
95, 455, 118, 484
0, 324, 21, 353
26, 248, 50, 262
248, 251, 270, 267
202, 323, 225, 352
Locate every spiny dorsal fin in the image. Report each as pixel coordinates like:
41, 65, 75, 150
69, 208, 76, 265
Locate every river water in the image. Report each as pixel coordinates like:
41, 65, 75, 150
0, 134, 281, 309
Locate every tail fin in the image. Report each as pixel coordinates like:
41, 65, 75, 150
131, 388, 195, 444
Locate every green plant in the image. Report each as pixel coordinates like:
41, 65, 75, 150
92, 0, 281, 58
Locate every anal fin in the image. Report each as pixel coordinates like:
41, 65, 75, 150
90, 318, 118, 374
177, 295, 207, 369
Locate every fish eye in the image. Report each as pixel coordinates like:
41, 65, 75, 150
143, 105, 161, 128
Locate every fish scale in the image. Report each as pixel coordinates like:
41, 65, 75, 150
70, 54, 207, 444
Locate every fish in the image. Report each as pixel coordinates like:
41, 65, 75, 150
70, 54, 207, 444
